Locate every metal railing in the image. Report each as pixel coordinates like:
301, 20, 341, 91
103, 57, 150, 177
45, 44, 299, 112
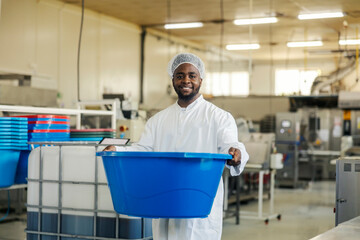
25, 142, 152, 240
0, 99, 119, 130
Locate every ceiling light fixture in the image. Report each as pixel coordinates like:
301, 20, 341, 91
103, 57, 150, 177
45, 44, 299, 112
164, 22, 203, 29
339, 39, 360, 45
298, 12, 344, 20
226, 44, 260, 50
233, 17, 278, 25
287, 41, 323, 47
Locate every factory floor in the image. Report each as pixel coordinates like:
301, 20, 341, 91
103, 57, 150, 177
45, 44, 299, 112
0, 181, 335, 240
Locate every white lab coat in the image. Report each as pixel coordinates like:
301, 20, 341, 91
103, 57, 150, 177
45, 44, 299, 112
115, 95, 249, 240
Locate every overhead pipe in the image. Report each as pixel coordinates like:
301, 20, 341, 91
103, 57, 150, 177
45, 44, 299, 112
139, 27, 147, 104
311, 57, 356, 94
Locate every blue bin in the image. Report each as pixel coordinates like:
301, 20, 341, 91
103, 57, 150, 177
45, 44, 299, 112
0, 150, 21, 188
15, 150, 31, 184
97, 151, 231, 218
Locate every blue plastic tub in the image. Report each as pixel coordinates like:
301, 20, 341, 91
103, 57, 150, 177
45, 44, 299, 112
97, 151, 231, 218
0, 150, 21, 188
15, 150, 31, 184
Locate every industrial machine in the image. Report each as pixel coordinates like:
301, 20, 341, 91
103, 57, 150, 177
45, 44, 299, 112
275, 112, 302, 187
275, 93, 360, 186
335, 157, 360, 226
350, 110, 360, 146
296, 108, 343, 180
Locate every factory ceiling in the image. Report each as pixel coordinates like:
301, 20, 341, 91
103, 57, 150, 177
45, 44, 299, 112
59, 0, 360, 62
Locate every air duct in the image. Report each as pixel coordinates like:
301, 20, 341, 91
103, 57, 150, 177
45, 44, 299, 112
311, 57, 356, 94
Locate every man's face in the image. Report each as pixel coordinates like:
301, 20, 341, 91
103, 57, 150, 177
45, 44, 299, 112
172, 63, 202, 101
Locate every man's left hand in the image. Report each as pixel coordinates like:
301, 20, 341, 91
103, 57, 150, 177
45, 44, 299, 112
227, 147, 241, 166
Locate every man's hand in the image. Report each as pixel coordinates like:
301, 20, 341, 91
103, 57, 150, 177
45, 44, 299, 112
103, 145, 116, 151
227, 147, 241, 166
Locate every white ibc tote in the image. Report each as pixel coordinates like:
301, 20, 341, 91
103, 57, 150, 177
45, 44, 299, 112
26, 143, 152, 240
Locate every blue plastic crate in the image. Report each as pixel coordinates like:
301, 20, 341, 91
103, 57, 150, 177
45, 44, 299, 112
0, 117, 28, 122
0, 136, 27, 140
97, 151, 231, 218
28, 138, 70, 142
0, 121, 28, 126
0, 128, 28, 133
28, 132, 70, 139
18, 115, 70, 122
0, 142, 28, 147
0, 132, 27, 136
0, 139, 28, 144
28, 123, 70, 130
0, 124, 28, 128
0, 150, 21, 188
70, 137, 102, 142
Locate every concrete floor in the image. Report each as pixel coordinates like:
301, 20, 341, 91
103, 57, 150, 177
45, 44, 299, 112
0, 181, 335, 240
222, 181, 335, 240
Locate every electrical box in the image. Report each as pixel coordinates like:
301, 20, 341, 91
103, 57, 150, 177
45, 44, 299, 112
116, 119, 145, 143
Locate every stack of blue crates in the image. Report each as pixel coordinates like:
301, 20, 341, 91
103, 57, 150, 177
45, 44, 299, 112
21, 115, 71, 142
0, 117, 28, 188
13, 115, 71, 184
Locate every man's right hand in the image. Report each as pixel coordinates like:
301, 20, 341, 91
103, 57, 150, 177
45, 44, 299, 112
103, 145, 116, 151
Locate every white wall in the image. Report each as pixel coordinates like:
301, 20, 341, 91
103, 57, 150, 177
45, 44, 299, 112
251, 59, 338, 95
207, 58, 353, 96
0, 0, 141, 108
251, 64, 272, 95
0, 0, 208, 110
209, 96, 289, 121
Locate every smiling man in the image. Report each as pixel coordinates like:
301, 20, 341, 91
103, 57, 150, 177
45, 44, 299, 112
104, 53, 249, 240
172, 62, 202, 107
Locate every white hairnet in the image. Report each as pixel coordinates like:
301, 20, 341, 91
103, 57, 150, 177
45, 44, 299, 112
167, 53, 205, 79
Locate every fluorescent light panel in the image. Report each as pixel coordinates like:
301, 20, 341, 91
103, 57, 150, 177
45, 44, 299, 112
233, 17, 278, 25
164, 22, 203, 29
298, 12, 344, 20
287, 41, 323, 47
339, 39, 360, 45
226, 44, 260, 50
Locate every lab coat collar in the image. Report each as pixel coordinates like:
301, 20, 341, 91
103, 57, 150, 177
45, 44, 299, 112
176, 95, 204, 112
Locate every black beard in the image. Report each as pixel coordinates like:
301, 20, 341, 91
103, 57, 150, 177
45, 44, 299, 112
173, 85, 201, 102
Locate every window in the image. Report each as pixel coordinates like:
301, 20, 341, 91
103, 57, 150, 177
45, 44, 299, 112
275, 69, 320, 95
202, 72, 249, 96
